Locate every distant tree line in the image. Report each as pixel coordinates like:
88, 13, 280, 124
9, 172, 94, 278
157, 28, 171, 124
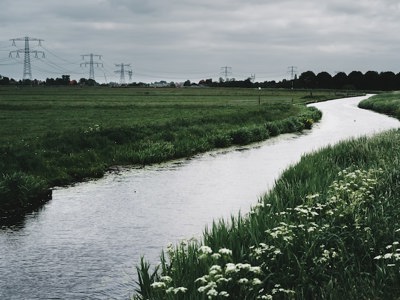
0, 74, 97, 86
193, 70, 400, 91
2, 70, 400, 90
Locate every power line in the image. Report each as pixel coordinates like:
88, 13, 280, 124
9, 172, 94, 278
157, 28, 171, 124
9, 36, 45, 80
36, 57, 84, 75
40, 45, 81, 65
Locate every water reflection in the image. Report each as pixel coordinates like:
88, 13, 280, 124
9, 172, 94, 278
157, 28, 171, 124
0, 201, 50, 230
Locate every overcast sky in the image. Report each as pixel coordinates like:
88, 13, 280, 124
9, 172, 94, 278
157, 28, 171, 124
0, 0, 399, 83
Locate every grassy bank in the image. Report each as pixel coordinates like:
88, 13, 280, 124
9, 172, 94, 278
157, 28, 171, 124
359, 92, 400, 119
0, 87, 336, 218
134, 128, 400, 300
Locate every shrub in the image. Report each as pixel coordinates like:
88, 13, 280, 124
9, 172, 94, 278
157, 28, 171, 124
230, 128, 253, 145
0, 172, 50, 214
265, 122, 280, 136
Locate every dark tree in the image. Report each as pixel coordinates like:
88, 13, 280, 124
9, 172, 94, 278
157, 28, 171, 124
0, 75, 10, 85
61, 75, 70, 85
316, 72, 333, 89
364, 71, 380, 90
348, 71, 364, 89
299, 71, 317, 89
333, 72, 348, 89
379, 71, 396, 91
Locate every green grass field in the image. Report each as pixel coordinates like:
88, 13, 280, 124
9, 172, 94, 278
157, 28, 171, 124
0, 86, 337, 143
0, 86, 340, 217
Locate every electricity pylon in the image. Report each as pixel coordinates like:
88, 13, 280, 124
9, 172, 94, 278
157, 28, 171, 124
114, 63, 132, 84
288, 66, 297, 89
81, 54, 103, 80
220, 66, 232, 81
9, 36, 45, 80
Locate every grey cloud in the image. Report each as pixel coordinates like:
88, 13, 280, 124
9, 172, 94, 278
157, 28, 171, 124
1, 0, 400, 82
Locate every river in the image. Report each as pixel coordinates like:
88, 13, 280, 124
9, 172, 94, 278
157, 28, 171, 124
0, 95, 399, 299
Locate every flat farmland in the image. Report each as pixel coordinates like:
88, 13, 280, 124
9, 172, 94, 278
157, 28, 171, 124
0, 86, 339, 216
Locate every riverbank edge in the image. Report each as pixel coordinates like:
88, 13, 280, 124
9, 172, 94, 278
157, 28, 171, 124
1, 103, 325, 220
358, 92, 400, 120
133, 95, 400, 299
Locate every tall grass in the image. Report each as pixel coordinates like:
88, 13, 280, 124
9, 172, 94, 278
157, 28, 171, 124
0, 87, 326, 218
133, 129, 400, 299
359, 92, 400, 119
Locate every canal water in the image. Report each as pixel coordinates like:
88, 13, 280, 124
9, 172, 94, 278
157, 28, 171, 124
1, 95, 399, 299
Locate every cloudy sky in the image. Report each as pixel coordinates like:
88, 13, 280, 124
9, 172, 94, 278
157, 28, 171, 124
0, 0, 399, 83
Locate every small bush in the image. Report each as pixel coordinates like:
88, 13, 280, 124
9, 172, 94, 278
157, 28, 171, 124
230, 128, 253, 145
210, 133, 233, 148
0, 172, 49, 214
265, 122, 280, 136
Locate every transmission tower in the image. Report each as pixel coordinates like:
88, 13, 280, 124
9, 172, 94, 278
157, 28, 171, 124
220, 66, 232, 81
114, 63, 132, 84
81, 54, 103, 80
9, 36, 45, 80
288, 66, 297, 89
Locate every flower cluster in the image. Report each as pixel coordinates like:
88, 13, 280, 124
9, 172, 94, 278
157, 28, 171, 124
150, 275, 188, 295
327, 168, 382, 208
250, 243, 282, 262
248, 168, 385, 296
195, 246, 264, 299
374, 240, 400, 268
143, 167, 387, 299
313, 244, 340, 265
83, 124, 100, 134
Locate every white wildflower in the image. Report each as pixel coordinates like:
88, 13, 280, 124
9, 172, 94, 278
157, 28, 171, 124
250, 266, 262, 275
238, 278, 249, 284
219, 291, 229, 297
160, 276, 172, 283
173, 287, 188, 294
225, 263, 236, 274
207, 288, 218, 297
218, 248, 233, 256
217, 277, 231, 284
211, 253, 221, 260
210, 265, 222, 275
151, 281, 166, 289
195, 275, 209, 284
199, 246, 213, 254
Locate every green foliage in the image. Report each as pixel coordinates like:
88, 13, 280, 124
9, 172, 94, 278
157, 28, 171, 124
359, 92, 400, 119
0, 172, 49, 215
134, 129, 400, 299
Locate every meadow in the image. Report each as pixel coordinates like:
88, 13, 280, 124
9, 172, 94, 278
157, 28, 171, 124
133, 93, 400, 299
0, 86, 338, 217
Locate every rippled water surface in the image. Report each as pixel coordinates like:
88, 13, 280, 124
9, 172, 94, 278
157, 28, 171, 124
1, 95, 399, 299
